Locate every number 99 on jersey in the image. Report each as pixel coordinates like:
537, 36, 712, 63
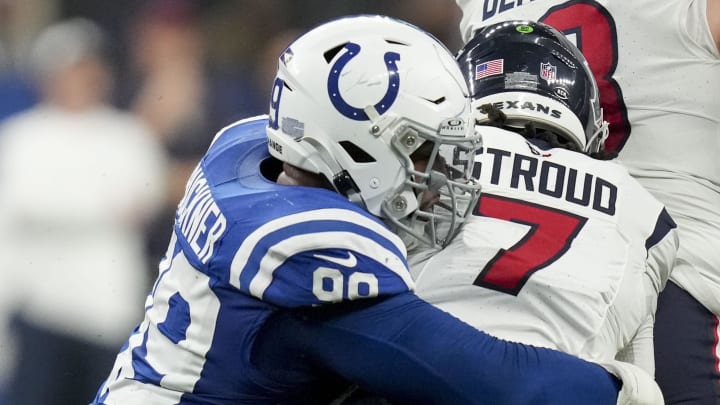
312, 267, 380, 302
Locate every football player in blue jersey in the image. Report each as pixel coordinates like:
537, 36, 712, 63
91, 15, 622, 404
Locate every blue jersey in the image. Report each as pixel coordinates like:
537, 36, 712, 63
93, 116, 412, 403
92, 116, 621, 404
172, 116, 413, 307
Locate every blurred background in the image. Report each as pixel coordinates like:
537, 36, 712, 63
0, 0, 463, 404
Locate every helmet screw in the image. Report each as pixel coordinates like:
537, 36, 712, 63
400, 129, 418, 148
404, 134, 417, 147
371, 125, 381, 134
369, 178, 380, 188
392, 196, 407, 212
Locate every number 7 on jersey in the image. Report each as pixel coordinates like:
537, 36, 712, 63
473, 194, 587, 295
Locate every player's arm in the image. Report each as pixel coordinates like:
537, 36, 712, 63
601, 207, 677, 404
615, 313, 655, 374
618, 206, 677, 376
252, 292, 620, 405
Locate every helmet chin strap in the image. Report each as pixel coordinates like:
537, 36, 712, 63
332, 170, 365, 206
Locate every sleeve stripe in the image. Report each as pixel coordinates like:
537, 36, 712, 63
229, 208, 407, 289
646, 208, 677, 251
248, 231, 413, 299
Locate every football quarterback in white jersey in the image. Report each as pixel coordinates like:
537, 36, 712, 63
90, 15, 625, 405
410, 20, 678, 405
455, 1, 720, 402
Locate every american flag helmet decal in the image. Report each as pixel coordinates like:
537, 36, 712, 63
475, 59, 504, 79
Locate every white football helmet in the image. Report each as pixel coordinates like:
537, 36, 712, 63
266, 15, 482, 248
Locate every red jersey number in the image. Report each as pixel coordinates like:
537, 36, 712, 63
473, 194, 587, 296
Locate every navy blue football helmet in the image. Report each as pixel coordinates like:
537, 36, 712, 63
457, 20, 608, 153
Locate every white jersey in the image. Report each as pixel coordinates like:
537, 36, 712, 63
413, 127, 677, 369
455, 0, 720, 316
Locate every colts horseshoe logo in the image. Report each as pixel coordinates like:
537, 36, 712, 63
327, 42, 401, 121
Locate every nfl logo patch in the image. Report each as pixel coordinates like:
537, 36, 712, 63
540, 62, 557, 81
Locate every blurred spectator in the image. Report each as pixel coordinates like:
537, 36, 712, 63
126, 0, 269, 155
0, 0, 55, 121
0, 18, 168, 405
128, 0, 210, 151
123, 0, 270, 267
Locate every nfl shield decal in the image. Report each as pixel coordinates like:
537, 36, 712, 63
540, 62, 557, 82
